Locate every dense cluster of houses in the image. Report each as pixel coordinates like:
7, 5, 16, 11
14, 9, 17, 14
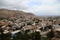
0, 16, 60, 40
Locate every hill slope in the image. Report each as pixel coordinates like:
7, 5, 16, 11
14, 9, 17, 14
0, 9, 34, 18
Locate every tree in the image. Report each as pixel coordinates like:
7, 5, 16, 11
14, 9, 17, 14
21, 32, 30, 40
30, 31, 41, 40
47, 30, 55, 40
0, 27, 4, 40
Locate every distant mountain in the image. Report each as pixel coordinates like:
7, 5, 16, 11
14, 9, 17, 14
0, 9, 35, 18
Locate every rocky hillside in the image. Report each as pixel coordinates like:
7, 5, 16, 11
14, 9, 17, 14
0, 9, 35, 18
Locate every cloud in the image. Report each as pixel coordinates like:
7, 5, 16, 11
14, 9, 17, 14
0, 0, 60, 16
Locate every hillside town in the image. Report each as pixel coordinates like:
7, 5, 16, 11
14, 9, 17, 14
0, 15, 60, 40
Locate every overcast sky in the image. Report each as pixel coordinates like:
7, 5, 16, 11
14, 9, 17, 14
0, 0, 60, 16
